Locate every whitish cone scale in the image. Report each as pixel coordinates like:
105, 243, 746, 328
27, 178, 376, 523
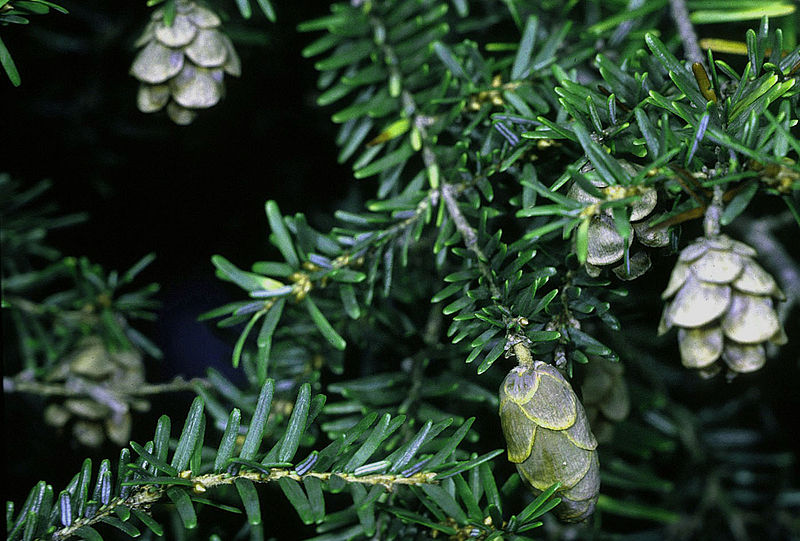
659, 234, 787, 377
130, 0, 240, 125
499, 361, 599, 522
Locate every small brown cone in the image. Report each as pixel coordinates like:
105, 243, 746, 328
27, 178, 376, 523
568, 164, 669, 280
44, 337, 149, 447
581, 358, 630, 443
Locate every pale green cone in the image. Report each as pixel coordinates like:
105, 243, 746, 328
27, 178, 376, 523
660, 234, 787, 377
500, 361, 599, 522
131, 0, 239, 124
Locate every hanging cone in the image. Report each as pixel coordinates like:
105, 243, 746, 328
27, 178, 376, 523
130, 0, 240, 124
499, 361, 600, 522
568, 164, 669, 280
660, 234, 786, 377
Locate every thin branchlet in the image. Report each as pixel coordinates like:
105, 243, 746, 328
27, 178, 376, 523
4, 375, 209, 398
669, 0, 704, 65
703, 185, 724, 237
51, 468, 438, 541
441, 183, 502, 301
512, 341, 535, 368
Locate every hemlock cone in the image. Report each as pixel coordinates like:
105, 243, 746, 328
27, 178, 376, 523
581, 357, 630, 444
130, 0, 240, 125
499, 361, 599, 522
568, 170, 670, 280
43, 336, 149, 447
659, 234, 787, 378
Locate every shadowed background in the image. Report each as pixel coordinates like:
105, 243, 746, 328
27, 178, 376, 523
3, 3, 349, 536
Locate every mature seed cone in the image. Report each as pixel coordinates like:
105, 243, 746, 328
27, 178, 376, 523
568, 170, 670, 280
44, 336, 149, 447
659, 234, 787, 378
581, 358, 630, 444
130, 0, 240, 125
499, 361, 599, 522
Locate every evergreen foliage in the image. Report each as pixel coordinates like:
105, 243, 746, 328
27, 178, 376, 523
3, 0, 800, 540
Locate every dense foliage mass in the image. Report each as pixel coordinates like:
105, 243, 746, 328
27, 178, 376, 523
3, 0, 800, 540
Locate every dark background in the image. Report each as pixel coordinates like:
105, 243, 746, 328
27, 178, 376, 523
3, 2, 349, 283
2, 2, 350, 534
2, 0, 359, 376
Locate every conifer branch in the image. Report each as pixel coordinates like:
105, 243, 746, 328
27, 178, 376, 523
367, 11, 441, 190
51, 468, 438, 540
6, 3, 800, 539
190, 468, 439, 491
